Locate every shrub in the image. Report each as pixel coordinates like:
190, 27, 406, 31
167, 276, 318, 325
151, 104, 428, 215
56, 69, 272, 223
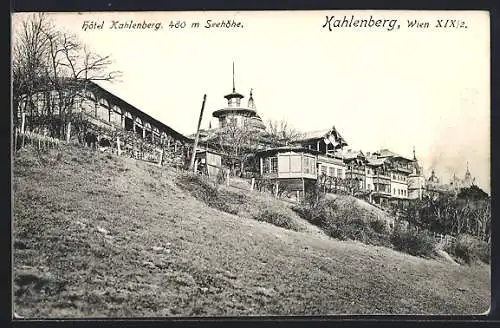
370, 219, 388, 234
176, 173, 242, 215
252, 210, 299, 231
293, 197, 392, 247
445, 234, 490, 265
390, 224, 436, 258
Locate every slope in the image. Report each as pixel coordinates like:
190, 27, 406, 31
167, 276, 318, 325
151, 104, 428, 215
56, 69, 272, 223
12, 145, 490, 317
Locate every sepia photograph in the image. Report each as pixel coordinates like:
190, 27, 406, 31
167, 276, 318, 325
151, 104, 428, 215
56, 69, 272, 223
11, 10, 491, 317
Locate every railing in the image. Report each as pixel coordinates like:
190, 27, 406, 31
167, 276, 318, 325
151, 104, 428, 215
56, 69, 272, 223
432, 232, 456, 247
347, 168, 365, 175
372, 190, 391, 197
14, 129, 63, 151
393, 166, 413, 173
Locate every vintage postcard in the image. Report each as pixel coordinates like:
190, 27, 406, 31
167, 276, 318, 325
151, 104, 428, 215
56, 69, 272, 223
11, 10, 490, 318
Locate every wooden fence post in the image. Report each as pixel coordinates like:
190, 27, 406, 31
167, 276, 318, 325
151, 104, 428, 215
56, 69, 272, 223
117, 136, 121, 156
66, 122, 72, 142
21, 113, 26, 148
158, 148, 164, 166
14, 128, 18, 153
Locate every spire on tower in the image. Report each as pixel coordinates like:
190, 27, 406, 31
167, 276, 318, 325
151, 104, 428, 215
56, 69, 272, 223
248, 88, 256, 109
413, 145, 416, 161
465, 161, 472, 179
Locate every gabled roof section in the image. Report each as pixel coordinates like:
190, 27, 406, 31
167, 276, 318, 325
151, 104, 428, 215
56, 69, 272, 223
373, 148, 413, 162
366, 157, 388, 166
298, 126, 348, 148
337, 149, 365, 160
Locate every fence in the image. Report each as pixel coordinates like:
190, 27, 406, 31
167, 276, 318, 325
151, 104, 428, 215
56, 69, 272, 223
13, 128, 189, 170
14, 129, 62, 151
431, 231, 456, 248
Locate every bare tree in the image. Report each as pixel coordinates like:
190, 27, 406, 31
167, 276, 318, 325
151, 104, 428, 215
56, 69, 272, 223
12, 13, 51, 124
212, 123, 262, 177
265, 119, 305, 147
12, 13, 121, 137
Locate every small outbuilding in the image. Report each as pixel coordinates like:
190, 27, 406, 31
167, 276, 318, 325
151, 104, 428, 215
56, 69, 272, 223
194, 149, 223, 178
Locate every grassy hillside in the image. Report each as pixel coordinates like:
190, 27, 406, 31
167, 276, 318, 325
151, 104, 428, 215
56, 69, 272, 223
12, 145, 490, 317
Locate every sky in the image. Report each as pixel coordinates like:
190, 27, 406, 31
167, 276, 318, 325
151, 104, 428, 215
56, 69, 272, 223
12, 11, 491, 193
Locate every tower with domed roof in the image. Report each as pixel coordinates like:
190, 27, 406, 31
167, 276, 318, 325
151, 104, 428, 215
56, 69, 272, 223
211, 63, 266, 132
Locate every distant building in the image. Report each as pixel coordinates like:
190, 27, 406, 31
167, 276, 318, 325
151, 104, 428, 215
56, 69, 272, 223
449, 162, 476, 192
422, 164, 477, 199
372, 149, 413, 201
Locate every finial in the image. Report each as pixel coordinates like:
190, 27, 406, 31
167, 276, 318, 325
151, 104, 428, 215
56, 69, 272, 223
248, 88, 255, 109
413, 145, 416, 160
232, 62, 235, 93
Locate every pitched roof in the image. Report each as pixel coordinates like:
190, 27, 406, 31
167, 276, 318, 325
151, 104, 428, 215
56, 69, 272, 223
366, 157, 388, 166
374, 148, 413, 161
298, 126, 348, 147
336, 149, 365, 160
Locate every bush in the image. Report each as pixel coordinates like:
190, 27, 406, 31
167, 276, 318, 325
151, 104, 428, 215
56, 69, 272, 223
370, 219, 388, 234
176, 173, 243, 215
445, 234, 490, 265
252, 210, 299, 231
390, 224, 436, 258
293, 197, 392, 247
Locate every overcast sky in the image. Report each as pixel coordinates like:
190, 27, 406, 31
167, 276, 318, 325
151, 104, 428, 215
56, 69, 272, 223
12, 11, 490, 193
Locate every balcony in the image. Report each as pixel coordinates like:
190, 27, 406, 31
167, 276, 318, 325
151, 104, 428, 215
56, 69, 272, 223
372, 190, 391, 197
347, 168, 365, 175
392, 166, 413, 174
373, 176, 390, 184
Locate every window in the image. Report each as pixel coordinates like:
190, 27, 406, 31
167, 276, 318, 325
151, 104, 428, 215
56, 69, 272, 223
329, 167, 335, 177
278, 156, 290, 172
303, 156, 315, 174
270, 157, 278, 173
393, 188, 395, 194
290, 155, 301, 173
263, 158, 270, 174
338, 169, 343, 178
